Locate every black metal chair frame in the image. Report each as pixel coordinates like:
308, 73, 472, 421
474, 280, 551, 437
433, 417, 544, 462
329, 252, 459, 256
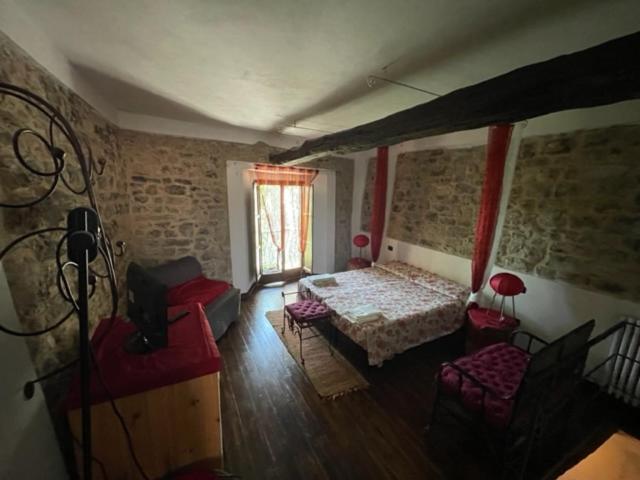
428, 320, 596, 479
281, 291, 336, 366
582, 320, 640, 402
540, 320, 640, 479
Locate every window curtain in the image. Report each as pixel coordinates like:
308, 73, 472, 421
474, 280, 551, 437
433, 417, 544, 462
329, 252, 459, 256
471, 124, 513, 294
251, 163, 318, 255
299, 184, 313, 254
370, 146, 389, 263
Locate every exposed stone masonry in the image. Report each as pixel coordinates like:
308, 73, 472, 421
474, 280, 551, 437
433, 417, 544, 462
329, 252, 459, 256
382, 125, 639, 302
386, 147, 484, 258
119, 131, 279, 282
360, 157, 376, 232
496, 125, 640, 301
1, 30, 356, 394
1, 33, 132, 465
120, 133, 355, 277
0, 33, 356, 469
0, 32, 131, 378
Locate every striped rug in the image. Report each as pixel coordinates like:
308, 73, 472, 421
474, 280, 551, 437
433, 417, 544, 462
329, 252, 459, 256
265, 310, 369, 399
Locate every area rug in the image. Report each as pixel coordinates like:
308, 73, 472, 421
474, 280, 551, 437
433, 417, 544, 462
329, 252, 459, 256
265, 310, 369, 399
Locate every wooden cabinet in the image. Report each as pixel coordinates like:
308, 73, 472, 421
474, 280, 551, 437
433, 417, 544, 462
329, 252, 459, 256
66, 303, 223, 479
68, 372, 222, 479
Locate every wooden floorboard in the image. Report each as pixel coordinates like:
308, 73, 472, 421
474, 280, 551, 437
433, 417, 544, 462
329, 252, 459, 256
217, 283, 466, 479
216, 283, 634, 479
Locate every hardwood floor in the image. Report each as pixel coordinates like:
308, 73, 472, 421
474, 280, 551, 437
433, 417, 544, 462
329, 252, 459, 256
215, 284, 631, 480
217, 283, 472, 480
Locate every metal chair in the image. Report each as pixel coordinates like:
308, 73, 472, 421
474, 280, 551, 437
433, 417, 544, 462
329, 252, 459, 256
428, 320, 595, 478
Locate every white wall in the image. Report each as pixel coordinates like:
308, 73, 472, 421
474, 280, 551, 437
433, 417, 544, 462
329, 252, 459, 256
227, 162, 336, 292
226, 161, 256, 293
349, 151, 371, 258
379, 240, 640, 340
0, 0, 117, 122
0, 262, 67, 480
119, 112, 302, 150
312, 170, 336, 274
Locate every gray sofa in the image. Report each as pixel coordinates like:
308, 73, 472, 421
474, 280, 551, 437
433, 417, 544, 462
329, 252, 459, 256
146, 256, 240, 340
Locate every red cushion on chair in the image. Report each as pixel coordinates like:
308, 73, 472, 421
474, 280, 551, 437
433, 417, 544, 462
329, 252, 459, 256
353, 234, 370, 248
489, 272, 526, 296
285, 300, 330, 322
440, 343, 530, 429
167, 275, 231, 307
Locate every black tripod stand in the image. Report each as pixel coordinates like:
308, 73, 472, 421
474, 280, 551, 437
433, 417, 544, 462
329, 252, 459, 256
67, 207, 100, 479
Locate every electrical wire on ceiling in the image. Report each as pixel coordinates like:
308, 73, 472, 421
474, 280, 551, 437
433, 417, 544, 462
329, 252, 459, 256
279, 120, 340, 135
278, 75, 442, 136
287, 122, 336, 133
366, 75, 442, 97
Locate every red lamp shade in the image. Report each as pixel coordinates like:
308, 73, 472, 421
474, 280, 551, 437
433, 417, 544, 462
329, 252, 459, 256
489, 273, 526, 297
353, 234, 370, 248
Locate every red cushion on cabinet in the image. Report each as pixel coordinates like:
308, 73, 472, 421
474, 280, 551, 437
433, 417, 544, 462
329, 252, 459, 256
167, 275, 231, 307
66, 303, 221, 409
440, 343, 530, 429
467, 307, 519, 330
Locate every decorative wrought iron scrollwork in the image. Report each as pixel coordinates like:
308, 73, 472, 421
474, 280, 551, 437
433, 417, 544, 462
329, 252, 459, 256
0, 82, 119, 337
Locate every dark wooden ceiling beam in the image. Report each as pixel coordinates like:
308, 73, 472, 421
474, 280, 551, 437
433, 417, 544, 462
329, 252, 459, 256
270, 31, 640, 164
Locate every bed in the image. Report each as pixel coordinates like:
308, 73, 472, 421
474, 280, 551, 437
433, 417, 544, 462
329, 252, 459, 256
299, 261, 469, 366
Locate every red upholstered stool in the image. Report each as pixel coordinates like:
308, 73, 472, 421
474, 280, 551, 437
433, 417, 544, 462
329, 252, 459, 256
282, 297, 333, 365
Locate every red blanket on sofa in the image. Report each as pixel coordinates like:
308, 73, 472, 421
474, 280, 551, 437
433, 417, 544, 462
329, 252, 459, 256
166, 275, 231, 307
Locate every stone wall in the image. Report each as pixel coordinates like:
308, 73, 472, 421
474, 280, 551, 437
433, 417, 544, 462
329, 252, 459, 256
496, 125, 640, 301
386, 146, 484, 258
305, 156, 354, 271
120, 132, 355, 277
0, 31, 356, 389
0, 32, 131, 378
119, 130, 280, 281
360, 157, 375, 232
0, 32, 131, 469
383, 124, 640, 302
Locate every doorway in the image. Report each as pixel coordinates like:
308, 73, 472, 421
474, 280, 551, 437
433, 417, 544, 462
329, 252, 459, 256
254, 183, 313, 283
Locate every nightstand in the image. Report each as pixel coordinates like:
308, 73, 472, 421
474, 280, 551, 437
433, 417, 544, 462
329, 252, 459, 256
346, 257, 371, 270
466, 307, 520, 354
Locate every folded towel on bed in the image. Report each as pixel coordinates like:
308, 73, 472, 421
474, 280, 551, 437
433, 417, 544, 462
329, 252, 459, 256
310, 273, 338, 287
343, 304, 385, 324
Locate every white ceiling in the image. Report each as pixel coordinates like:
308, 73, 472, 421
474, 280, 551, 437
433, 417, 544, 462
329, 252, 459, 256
11, 0, 640, 138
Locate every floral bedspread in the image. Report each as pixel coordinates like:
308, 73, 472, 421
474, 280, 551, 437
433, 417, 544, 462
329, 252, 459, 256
299, 262, 469, 366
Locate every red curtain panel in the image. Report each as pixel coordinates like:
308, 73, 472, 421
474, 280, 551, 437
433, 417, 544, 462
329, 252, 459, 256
370, 146, 389, 262
471, 124, 513, 293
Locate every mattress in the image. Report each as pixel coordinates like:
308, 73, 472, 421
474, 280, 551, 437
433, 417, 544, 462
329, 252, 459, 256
299, 261, 469, 366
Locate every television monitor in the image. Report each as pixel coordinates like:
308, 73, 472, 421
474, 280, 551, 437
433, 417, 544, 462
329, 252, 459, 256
125, 262, 168, 354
